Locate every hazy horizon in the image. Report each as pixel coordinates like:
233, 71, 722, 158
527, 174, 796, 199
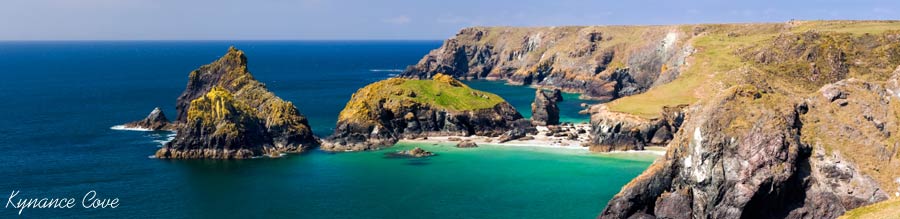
2, 0, 898, 41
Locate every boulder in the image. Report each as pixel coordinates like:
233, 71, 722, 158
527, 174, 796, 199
389, 147, 435, 158
456, 140, 478, 148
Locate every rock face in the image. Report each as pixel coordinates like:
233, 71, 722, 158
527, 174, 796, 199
588, 104, 686, 152
121, 107, 174, 131
531, 89, 560, 126
401, 26, 694, 100
599, 82, 896, 218
322, 74, 524, 151
156, 47, 318, 159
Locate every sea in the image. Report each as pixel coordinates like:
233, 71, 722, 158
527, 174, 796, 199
0, 41, 656, 218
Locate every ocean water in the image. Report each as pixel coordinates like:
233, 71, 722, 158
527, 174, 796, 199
0, 41, 655, 218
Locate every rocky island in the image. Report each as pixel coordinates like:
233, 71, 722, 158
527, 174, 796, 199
118, 107, 175, 131
123, 46, 318, 159
322, 73, 527, 151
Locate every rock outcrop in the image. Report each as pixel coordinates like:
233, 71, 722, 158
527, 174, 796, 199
401, 26, 694, 100
599, 80, 898, 218
322, 74, 524, 151
155, 47, 318, 159
587, 104, 686, 152
531, 89, 560, 126
596, 22, 900, 218
388, 147, 435, 158
121, 107, 174, 131
456, 140, 478, 148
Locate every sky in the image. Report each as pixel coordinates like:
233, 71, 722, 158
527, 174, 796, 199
1, 0, 898, 40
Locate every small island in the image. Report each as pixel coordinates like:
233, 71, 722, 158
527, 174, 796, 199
322, 74, 529, 151
121, 47, 319, 159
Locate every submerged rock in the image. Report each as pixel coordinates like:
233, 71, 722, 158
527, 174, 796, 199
121, 107, 174, 131
322, 74, 523, 151
156, 47, 318, 159
531, 88, 560, 126
388, 147, 435, 158
456, 140, 478, 148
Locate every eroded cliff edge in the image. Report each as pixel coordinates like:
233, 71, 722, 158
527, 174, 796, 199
321, 74, 526, 151
154, 47, 318, 159
597, 21, 900, 219
401, 25, 694, 101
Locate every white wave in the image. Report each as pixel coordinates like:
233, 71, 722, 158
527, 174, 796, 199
388, 73, 399, 77
369, 69, 404, 73
152, 133, 177, 147
110, 125, 153, 132
147, 155, 157, 159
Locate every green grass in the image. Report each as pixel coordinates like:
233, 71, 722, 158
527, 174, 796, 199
840, 198, 900, 219
338, 74, 507, 122
403, 79, 505, 110
606, 29, 774, 118
792, 20, 900, 35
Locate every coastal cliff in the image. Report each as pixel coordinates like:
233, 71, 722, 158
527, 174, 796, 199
155, 47, 318, 159
401, 26, 694, 100
322, 74, 525, 151
588, 104, 685, 152
595, 21, 900, 218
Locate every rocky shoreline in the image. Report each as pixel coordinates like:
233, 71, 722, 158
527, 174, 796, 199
402, 123, 594, 150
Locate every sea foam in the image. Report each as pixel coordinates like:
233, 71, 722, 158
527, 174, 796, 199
369, 69, 404, 73
109, 125, 152, 132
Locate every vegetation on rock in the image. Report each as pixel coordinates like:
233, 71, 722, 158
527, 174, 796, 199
324, 74, 524, 151
157, 47, 317, 159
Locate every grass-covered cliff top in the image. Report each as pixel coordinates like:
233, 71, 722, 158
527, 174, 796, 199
601, 20, 900, 118
840, 198, 900, 219
338, 74, 506, 122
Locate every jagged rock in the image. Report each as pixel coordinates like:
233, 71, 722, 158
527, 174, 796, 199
388, 147, 434, 158
322, 74, 523, 151
599, 84, 892, 219
156, 47, 318, 159
497, 119, 535, 143
549, 88, 563, 102
122, 107, 174, 131
447, 137, 462, 141
456, 140, 478, 148
401, 26, 693, 100
531, 89, 560, 126
587, 104, 686, 152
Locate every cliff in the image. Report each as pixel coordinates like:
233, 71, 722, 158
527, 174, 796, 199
322, 74, 525, 151
402, 26, 694, 101
595, 20, 900, 218
588, 104, 685, 152
155, 47, 318, 159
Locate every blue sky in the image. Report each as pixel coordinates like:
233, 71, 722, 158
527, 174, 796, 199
1, 0, 898, 40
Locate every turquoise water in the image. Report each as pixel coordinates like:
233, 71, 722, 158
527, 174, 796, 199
0, 41, 654, 218
466, 80, 600, 123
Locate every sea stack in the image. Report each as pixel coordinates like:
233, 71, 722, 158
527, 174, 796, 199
322, 73, 525, 151
121, 107, 174, 131
155, 46, 318, 159
531, 89, 560, 126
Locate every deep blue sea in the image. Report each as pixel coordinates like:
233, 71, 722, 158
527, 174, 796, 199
0, 41, 654, 218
